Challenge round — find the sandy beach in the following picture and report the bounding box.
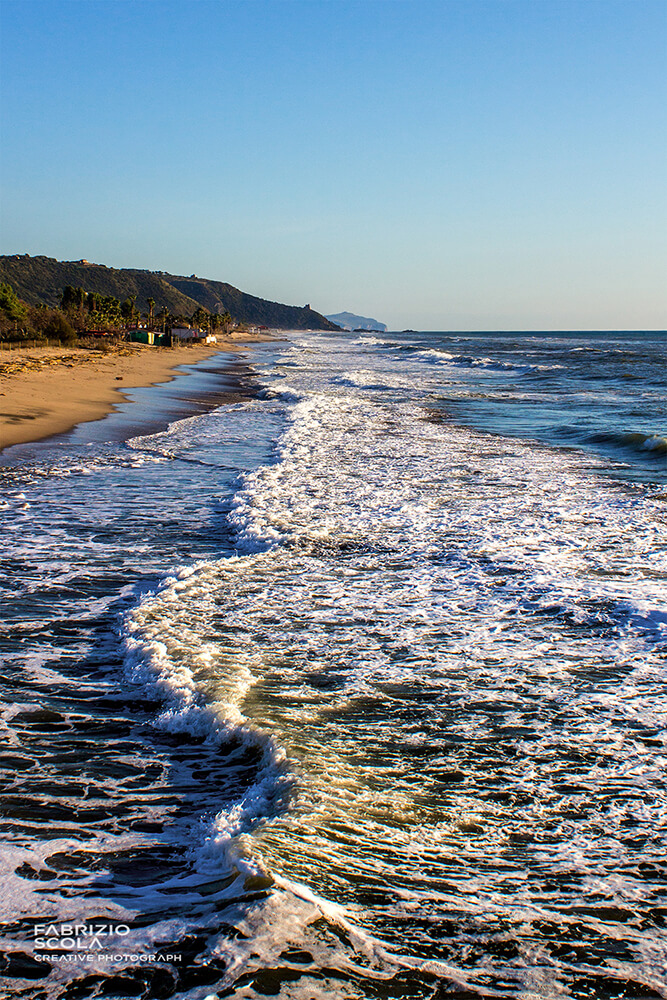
[0,336,267,452]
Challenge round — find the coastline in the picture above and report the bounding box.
[0,335,271,453]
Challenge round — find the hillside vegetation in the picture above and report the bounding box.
[0,255,340,331]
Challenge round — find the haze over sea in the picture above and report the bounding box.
[0,328,665,999]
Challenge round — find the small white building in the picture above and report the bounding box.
[172,328,218,344]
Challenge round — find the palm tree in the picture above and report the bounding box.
[147,297,155,331]
[121,295,138,329]
[192,307,209,332]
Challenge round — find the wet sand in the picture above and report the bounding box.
[0,336,267,452]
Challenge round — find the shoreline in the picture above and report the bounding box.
[0,335,271,454]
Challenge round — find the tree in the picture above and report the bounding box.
[0,282,28,325]
[59,286,89,333]
[121,295,138,328]
[159,306,172,334]
[191,306,208,331]
[221,311,233,335]
[61,285,86,312]
[84,295,122,331]
[44,311,77,345]
[147,297,155,331]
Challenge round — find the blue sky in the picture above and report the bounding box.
[1,0,665,330]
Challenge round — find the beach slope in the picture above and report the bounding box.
[0,339,259,451]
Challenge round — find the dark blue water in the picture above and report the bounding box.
[379,330,666,484]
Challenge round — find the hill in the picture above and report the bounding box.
[326,311,387,332]
[0,255,341,330]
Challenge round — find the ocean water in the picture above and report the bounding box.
[0,330,665,1000]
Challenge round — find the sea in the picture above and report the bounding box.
[0,329,665,1000]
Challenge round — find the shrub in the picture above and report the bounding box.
[43,312,78,345]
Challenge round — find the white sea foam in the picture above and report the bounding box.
[120,562,294,881]
[350,335,388,346]
[642,433,667,452]
[6,329,662,994]
[110,338,666,990]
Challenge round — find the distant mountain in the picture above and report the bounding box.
[0,255,341,331]
[325,311,387,332]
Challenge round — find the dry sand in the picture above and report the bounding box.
[0,336,265,452]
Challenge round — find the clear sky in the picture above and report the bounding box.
[1,0,665,330]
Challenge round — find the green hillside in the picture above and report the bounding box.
[0,255,340,330]
[164,274,337,330]
[0,256,200,315]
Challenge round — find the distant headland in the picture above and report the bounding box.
[325,311,387,332]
